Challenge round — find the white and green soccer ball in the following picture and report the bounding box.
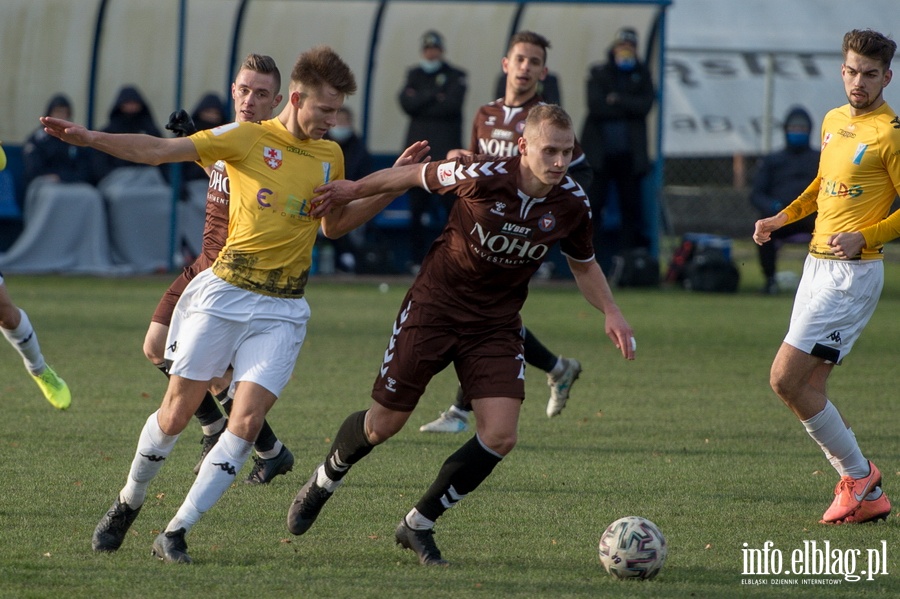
[598,516,667,580]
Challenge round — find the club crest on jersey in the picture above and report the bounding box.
[264,147,282,170]
[538,213,556,232]
[437,161,458,186]
[852,143,868,165]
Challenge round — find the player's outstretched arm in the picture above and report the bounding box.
[568,257,635,361]
[40,116,200,166]
[316,141,431,238]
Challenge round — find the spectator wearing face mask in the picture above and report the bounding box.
[398,30,467,273]
[581,27,655,263]
[749,106,819,294]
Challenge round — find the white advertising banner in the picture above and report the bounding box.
[663,0,897,157]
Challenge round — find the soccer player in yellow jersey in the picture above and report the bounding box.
[754,29,900,525]
[42,46,428,563]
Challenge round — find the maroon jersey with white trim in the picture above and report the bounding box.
[468,95,585,165]
[201,160,230,263]
[411,154,593,322]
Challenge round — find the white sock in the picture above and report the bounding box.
[548,356,565,379]
[801,401,869,479]
[1,309,45,375]
[166,430,252,533]
[315,463,343,493]
[201,417,227,437]
[256,440,283,461]
[120,411,179,507]
[448,405,469,421]
[405,508,435,531]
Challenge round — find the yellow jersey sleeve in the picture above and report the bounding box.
[0,142,6,171]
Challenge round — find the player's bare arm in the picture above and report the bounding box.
[753,212,789,245]
[318,140,431,236]
[568,258,635,360]
[40,116,200,165]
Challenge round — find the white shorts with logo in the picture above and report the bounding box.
[165,269,309,396]
[783,255,883,364]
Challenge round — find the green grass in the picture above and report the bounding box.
[2,247,900,598]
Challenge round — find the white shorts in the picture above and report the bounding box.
[165,269,310,396]
[783,255,883,364]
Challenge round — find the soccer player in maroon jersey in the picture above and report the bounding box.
[144,54,295,485]
[420,31,589,433]
[288,104,635,565]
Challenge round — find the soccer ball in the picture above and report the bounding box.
[598,516,667,580]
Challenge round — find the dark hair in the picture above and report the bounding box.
[507,31,551,64]
[239,53,281,92]
[290,45,357,96]
[842,29,897,69]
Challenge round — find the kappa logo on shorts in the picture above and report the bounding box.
[828,330,842,344]
[264,147,283,170]
[167,341,177,354]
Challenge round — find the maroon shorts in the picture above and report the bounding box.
[371,292,525,412]
[150,255,215,326]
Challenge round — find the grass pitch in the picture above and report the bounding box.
[1,247,899,598]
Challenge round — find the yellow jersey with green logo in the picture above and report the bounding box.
[783,102,900,260]
[190,118,344,297]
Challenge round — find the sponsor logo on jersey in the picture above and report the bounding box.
[477,137,519,157]
[470,221,549,261]
[538,213,556,232]
[852,143,868,165]
[821,178,863,198]
[257,188,274,207]
[211,122,240,136]
[491,129,515,141]
[264,147,282,169]
[437,161,458,186]
[208,165,230,195]
[501,222,533,238]
[286,145,314,157]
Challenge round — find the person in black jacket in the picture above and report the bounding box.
[182,92,228,183]
[398,30,467,272]
[93,85,163,177]
[749,106,819,294]
[23,94,97,187]
[581,27,655,260]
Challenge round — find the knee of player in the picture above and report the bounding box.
[480,430,518,456]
